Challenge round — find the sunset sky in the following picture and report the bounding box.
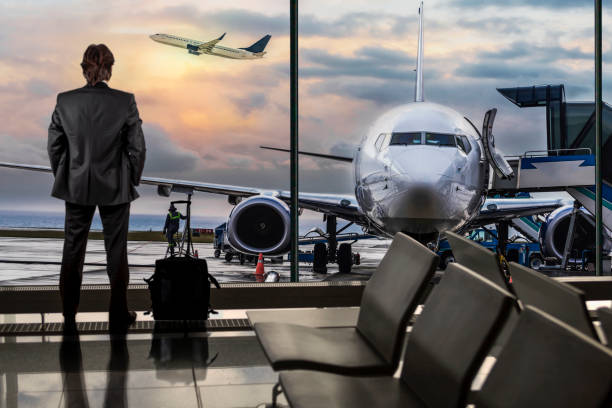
[0,0,610,220]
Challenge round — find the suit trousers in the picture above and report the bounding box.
[60,202,130,318]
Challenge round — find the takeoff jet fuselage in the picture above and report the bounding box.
[150,33,271,59]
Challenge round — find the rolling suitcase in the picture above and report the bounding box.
[145,256,220,320]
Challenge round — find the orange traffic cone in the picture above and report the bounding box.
[255,253,265,275]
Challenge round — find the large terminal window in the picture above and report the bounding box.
[389,132,422,145]
[425,133,457,147]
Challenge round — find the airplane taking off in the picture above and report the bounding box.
[0,1,577,272]
[150,32,271,59]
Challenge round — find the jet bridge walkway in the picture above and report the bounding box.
[491,84,612,231]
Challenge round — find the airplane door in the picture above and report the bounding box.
[482,108,514,179]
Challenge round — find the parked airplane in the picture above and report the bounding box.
[0,2,570,272]
[150,32,271,59]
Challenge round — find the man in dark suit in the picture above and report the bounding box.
[48,44,146,332]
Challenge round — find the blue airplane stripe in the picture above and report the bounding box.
[520,155,594,169]
[584,182,612,200]
[576,185,612,211]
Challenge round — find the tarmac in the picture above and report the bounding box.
[0,236,389,285]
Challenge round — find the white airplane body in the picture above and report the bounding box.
[354,101,486,238]
[0,2,571,261]
[150,33,271,60]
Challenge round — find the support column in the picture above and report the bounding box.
[290,0,299,282]
[595,0,603,276]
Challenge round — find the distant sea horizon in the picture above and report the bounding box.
[0,209,360,235]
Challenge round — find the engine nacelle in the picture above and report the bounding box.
[226,196,291,255]
[157,185,171,197]
[539,205,611,261]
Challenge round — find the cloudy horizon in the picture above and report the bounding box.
[0,0,610,220]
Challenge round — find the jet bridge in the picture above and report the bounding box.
[490,84,612,231]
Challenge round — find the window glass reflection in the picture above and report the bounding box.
[456,135,472,154]
[390,132,422,145]
[425,133,457,147]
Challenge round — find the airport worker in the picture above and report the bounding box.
[48,44,146,333]
[163,204,186,255]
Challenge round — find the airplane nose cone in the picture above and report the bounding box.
[381,147,471,234]
[384,176,468,235]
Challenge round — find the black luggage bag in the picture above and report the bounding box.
[146,257,220,320]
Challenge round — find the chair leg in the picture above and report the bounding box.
[271,381,283,407]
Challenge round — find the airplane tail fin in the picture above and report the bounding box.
[415,1,424,102]
[240,35,271,53]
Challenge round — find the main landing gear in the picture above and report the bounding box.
[312,215,360,274]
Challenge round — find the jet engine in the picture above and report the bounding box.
[539,205,611,261]
[226,196,291,255]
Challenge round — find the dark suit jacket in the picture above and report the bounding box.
[47,82,146,205]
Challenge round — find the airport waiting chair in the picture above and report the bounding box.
[509,261,599,339]
[598,307,612,346]
[445,231,510,290]
[474,306,612,408]
[253,232,439,375]
[277,263,517,408]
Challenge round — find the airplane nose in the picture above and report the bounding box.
[388,147,458,179]
[382,147,468,234]
[388,175,449,216]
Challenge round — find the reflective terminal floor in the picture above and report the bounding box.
[0,328,287,408]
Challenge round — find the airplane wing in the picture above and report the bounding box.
[466,197,571,228]
[197,32,226,53]
[0,161,368,224]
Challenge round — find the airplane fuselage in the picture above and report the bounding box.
[354,102,487,239]
[150,34,264,59]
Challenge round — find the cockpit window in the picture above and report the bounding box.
[456,135,472,154]
[425,133,457,147]
[390,132,422,145]
[374,133,387,151]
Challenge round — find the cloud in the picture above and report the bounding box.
[453,0,591,8]
[478,41,603,63]
[455,17,534,35]
[145,6,420,39]
[330,142,356,158]
[454,62,569,80]
[230,92,268,115]
[309,79,412,105]
[141,124,200,174]
[300,47,426,82]
[25,79,56,97]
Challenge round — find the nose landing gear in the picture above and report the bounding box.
[337,243,352,274]
[311,215,360,274]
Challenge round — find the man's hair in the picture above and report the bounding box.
[81,44,114,86]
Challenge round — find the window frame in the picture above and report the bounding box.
[374,133,386,151]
